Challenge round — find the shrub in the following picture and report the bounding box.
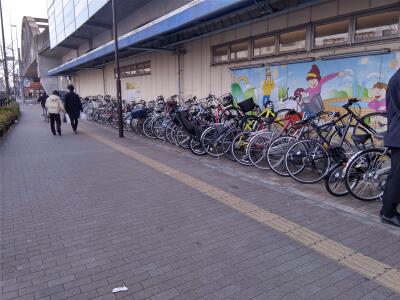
[0,102,20,133]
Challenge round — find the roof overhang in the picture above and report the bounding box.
[48,0,316,76]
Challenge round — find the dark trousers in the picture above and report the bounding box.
[69,115,79,131]
[49,113,61,135]
[381,147,400,217]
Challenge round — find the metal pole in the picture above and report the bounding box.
[112,0,123,138]
[10,24,16,99]
[0,0,9,100]
[12,25,21,100]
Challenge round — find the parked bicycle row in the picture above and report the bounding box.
[82,92,390,202]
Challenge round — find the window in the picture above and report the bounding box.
[119,61,151,78]
[355,10,400,41]
[212,45,229,64]
[230,41,249,60]
[314,19,349,47]
[279,29,306,52]
[253,35,276,57]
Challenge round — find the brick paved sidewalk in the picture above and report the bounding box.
[1,105,400,300]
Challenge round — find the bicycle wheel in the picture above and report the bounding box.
[324,163,349,197]
[353,112,387,146]
[248,131,274,169]
[189,137,206,155]
[329,125,359,151]
[231,131,253,166]
[176,127,190,149]
[136,118,145,135]
[152,116,166,139]
[344,148,390,201]
[143,117,156,138]
[165,122,177,144]
[222,128,240,161]
[285,139,330,184]
[201,126,225,157]
[266,135,296,176]
[108,113,119,129]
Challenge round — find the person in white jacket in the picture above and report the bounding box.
[45,90,65,136]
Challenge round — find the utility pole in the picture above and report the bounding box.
[112,0,123,138]
[10,24,16,99]
[11,25,21,100]
[0,0,9,100]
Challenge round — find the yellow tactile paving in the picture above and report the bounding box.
[85,131,400,295]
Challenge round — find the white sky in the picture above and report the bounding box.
[2,0,48,50]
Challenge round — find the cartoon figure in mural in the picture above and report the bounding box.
[368,82,387,112]
[300,64,344,116]
[261,67,275,107]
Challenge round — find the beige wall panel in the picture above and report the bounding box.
[191,39,203,97]
[92,31,111,49]
[169,53,178,96]
[235,25,251,39]
[62,49,77,64]
[78,41,90,56]
[268,15,288,31]
[311,1,338,21]
[221,64,232,95]
[183,43,194,98]
[210,65,222,96]
[201,37,211,97]
[288,7,311,27]
[104,64,116,96]
[153,53,162,99]
[76,69,103,97]
[222,29,236,42]
[210,33,223,46]
[370,0,400,8]
[250,20,268,36]
[338,0,370,14]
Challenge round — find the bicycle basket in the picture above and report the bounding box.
[237,98,255,113]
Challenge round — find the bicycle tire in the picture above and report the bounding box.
[353,112,387,146]
[266,135,296,176]
[285,139,330,184]
[189,137,206,155]
[222,128,240,161]
[344,147,390,201]
[201,126,225,157]
[248,131,274,169]
[324,163,349,197]
[151,116,166,139]
[231,131,253,166]
[176,126,190,149]
[143,117,156,138]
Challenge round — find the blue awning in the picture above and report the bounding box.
[48,0,252,76]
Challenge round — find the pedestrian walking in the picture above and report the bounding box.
[37,92,48,116]
[64,84,82,134]
[45,90,65,136]
[381,67,400,228]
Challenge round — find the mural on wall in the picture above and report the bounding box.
[231,52,400,115]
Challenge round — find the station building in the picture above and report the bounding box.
[45,0,400,111]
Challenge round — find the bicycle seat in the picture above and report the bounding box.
[352,133,371,144]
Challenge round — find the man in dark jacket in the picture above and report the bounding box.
[381,67,400,227]
[64,85,82,133]
[37,92,48,116]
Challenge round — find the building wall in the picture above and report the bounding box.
[72,0,400,100]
